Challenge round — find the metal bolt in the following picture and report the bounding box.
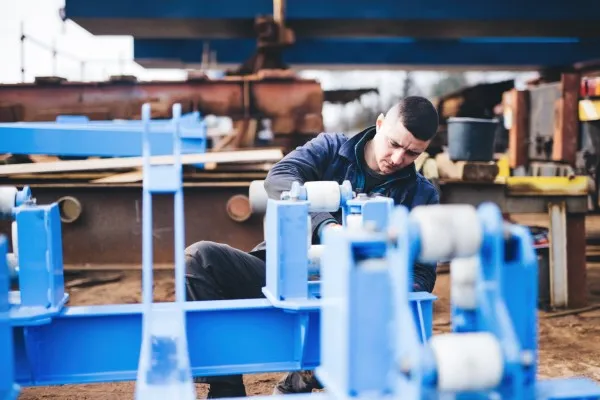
[488,392,501,400]
[397,357,412,375]
[521,350,535,366]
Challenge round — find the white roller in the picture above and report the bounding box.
[304,181,341,212]
[0,186,17,217]
[249,180,269,214]
[429,332,504,392]
[451,256,479,309]
[410,205,482,262]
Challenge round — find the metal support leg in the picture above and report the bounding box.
[134,103,196,400]
[548,202,568,308]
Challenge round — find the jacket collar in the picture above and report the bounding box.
[339,126,375,160]
[339,125,417,180]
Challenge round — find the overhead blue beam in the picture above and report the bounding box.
[64,0,600,39]
[133,37,600,69]
[64,0,600,20]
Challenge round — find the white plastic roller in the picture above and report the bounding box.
[304,181,342,212]
[0,186,17,217]
[451,256,479,310]
[410,205,482,263]
[429,332,504,392]
[249,180,269,214]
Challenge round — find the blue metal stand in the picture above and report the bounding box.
[0,103,435,393]
[251,203,600,400]
[134,104,195,399]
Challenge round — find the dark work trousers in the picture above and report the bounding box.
[185,241,320,398]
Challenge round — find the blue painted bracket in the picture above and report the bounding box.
[9,204,69,327]
[0,111,206,160]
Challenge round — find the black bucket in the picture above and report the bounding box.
[447,117,499,162]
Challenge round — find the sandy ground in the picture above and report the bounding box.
[17,214,600,399]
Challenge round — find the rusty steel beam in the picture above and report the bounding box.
[0,183,265,267]
[0,76,324,135]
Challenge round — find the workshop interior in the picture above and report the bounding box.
[2,0,600,399]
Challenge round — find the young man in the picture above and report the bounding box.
[185,96,441,398]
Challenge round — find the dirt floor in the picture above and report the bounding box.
[17,214,600,399]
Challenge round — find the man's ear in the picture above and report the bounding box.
[375,113,385,130]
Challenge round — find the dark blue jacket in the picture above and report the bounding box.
[258,126,440,292]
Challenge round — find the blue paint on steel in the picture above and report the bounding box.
[0,103,434,391]
[133,37,600,67]
[8,103,597,398]
[64,0,600,20]
[0,113,206,158]
[11,300,320,385]
[0,237,20,400]
[135,103,196,399]
[307,203,600,400]
[343,194,394,231]
[10,204,70,327]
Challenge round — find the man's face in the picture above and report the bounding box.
[372,115,430,174]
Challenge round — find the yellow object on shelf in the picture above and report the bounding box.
[496,154,510,178]
[501,176,589,196]
[579,99,600,122]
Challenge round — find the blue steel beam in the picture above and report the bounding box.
[0,120,206,157]
[64,0,600,21]
[12,300,321,385]
[133,37,600,69]
[63,0,600,39]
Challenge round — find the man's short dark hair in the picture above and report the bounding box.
[386,96,439,141]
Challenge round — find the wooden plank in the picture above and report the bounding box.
[0,170,269,181]
[0,148,284,176]
[91,169,143,183]
[552,73,580,165]
[90,168,269,184]
[507,89,529,168]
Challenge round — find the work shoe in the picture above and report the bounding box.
[272,371,319,394]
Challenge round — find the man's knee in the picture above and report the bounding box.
[185,240,223,276]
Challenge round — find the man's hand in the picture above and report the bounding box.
[322,222,342,233]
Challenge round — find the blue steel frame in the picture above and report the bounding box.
[0,111,206,159]
[134,37,600,69]
[64,0,600,23]
[250,203,600,400]
[1,103,434,396]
